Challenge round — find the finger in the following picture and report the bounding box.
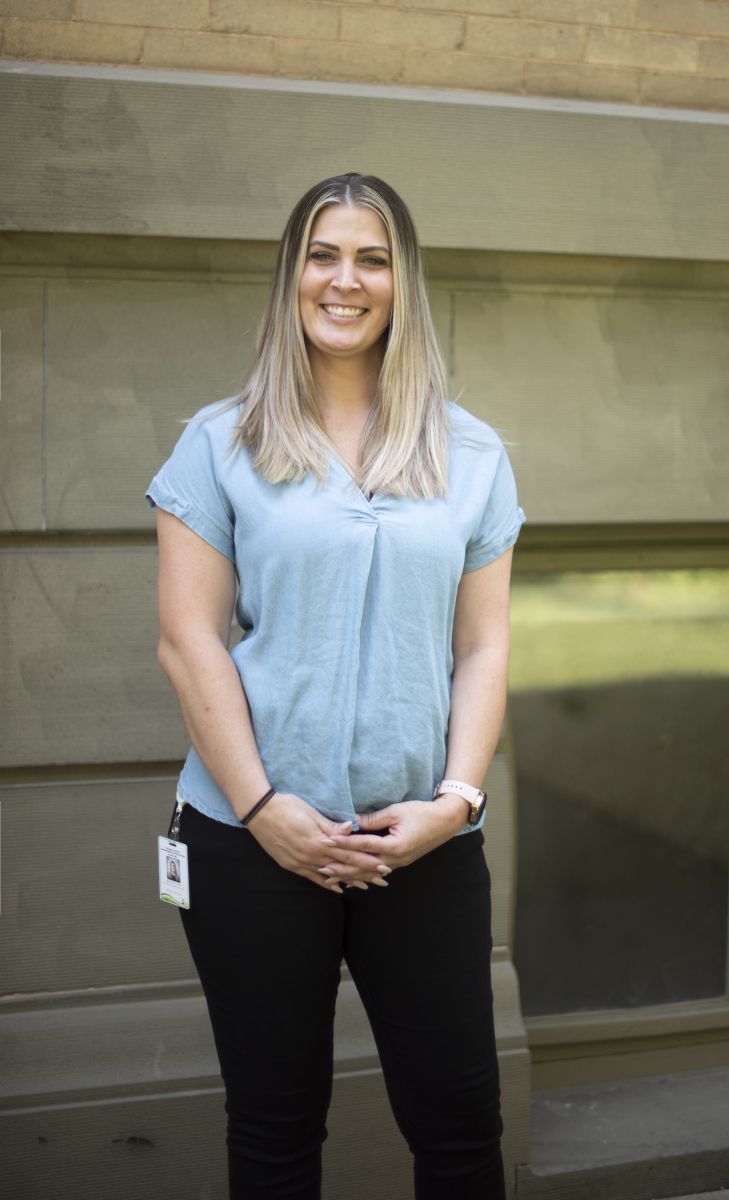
[328,833,397,856]
[318,856,391,879]
[323,847,389,870]
[356,809,396,831]
[318,865,359,881]
[319,867,389,888]
[316,818,353,847]
[293,838,364,868]
[302,868,343,894]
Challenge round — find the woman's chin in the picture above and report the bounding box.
[310,335,377,361]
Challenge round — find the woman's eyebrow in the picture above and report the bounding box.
[308,239,390,254]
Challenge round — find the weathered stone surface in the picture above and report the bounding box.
[0,277,44,530]
[3,72,729,259]
[0,778,191,992]
[45,277,266,530]
[0,548,185,766]
[453,288,729,522]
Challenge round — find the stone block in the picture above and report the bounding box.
[45,277,267,529]
[141,27,276,72]
[402,46,524,90]
[210,0,338,40]
[401,0,635,23]
[524,59,640,103]
[524,0,636,24]
[586,25,699,72]
[484,753,516,950]
[0,1065,410,1200]
[75,0,208,29]
[0,1089,228,1200]
[0,0,73,17]
[400,0,520,12]
[3,17,144,64]
[452,288,729,522]
[0,277,44,530]
[640,69,729,110]
[0,778,192,993]
[636,0,729,40]
[273,35,403,83]
[0,548,186,766]
[698,38,729,78]
[340,4,464,51]
[3,72,728,262]
[465,14,585,60]
[427,285,451,366]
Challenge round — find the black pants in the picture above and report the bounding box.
[178,803,505,1200]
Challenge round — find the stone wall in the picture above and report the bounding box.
[1,0,729,111]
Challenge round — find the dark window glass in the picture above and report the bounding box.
[510,569,729,1016]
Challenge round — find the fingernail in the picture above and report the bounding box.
[349,881,368,890]
[318,867,334,876]
[376,865,392,875]
[321,838,338,847]
[328,884,343,894]
[371,878,389,888]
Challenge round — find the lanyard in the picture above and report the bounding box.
[168,793,185,842]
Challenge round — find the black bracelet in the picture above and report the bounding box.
[241,786,276,827]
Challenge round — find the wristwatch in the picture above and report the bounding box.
[432,779,487,826]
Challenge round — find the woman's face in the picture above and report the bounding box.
[298,203,393,366]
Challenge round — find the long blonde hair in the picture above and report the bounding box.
[219,172,451,499]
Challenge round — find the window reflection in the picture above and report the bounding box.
[509,569,729,1016]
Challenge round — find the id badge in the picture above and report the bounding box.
[158,795,190,909]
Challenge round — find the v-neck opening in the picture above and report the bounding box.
[329,452,378,509]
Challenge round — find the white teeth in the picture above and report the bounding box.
[323,305,367,317]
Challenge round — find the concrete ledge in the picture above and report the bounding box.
[0,967,529,1200]
[518,1067,729,1200]
[2,63,728,259]
[667,1193,729,1199]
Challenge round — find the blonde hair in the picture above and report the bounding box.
[218,172,451,499]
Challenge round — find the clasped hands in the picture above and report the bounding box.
[247,790,467,894]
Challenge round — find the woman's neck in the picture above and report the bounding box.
[308,346,382,423]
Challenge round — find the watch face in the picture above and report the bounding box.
[469,794,487,824]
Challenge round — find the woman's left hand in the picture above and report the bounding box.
[323,795,468,880]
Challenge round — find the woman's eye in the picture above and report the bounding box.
[308,251,388,267]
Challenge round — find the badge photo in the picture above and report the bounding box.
[158,835,190,909]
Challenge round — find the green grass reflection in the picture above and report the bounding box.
[509,568,729,692]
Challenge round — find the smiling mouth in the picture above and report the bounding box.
[321,304,368,317]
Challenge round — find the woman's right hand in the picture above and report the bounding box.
[246,791,391,893]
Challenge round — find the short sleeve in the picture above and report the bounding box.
[462,446,526,573]
[145,413,235,562]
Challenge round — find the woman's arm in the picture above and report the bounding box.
[154,508,388,891]
[441,543,513,813]
[325,546,515,871]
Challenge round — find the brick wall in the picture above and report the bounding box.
[1,1,728,112]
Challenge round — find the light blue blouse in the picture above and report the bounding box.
[145,397,526,832]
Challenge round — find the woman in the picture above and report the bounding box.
[146,172,525,1200]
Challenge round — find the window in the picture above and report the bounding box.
[510,569,729,1016]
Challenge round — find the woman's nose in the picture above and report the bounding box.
[333,258,360,292]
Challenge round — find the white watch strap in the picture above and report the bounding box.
[433,778,484,804]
